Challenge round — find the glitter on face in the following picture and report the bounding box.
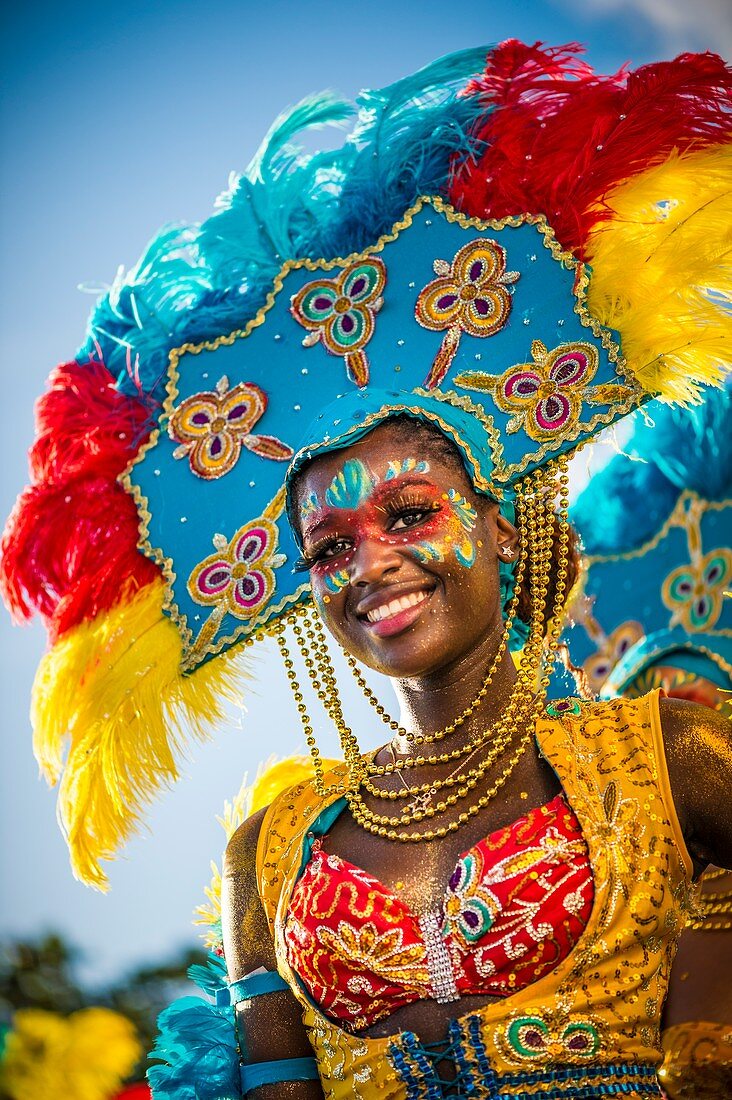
[411,488,477,569]
[302,455,479,593]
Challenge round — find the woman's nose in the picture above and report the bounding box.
[349,536,403,587]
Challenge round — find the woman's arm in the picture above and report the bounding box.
[661,697,732,875]
[222,807,325,1100]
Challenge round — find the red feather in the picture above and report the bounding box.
[0,475,160,641]
[30,359,155,483]
[451,42,732,256]
[1,358,161,640]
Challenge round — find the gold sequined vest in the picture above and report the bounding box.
[255,691,693,1099]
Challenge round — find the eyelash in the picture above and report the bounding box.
[294,493,441,571]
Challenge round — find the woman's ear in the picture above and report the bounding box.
[495,510,519,564]
[476,498,519,563]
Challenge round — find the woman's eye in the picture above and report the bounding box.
[391,509,430,531]
[313,538,352,561]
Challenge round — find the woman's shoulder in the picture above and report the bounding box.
[224,805,270,884]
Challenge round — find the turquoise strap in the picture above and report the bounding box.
[216,970,289,1007]
[241,1056,319,1093]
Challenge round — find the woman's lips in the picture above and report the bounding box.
[361,589,433,637]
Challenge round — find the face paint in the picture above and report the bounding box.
[324,567,350,593]
[300,491,319,522]
[301,456,476,591]
[324,459,375,510]
[410,488,477,568]
[384,458,430,481]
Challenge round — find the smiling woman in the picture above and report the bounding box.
[3,37,731,1100]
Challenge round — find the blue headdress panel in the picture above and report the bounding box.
[126,198,639,672]
[562,388,732,697]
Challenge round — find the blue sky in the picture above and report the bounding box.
[1,0,729,988]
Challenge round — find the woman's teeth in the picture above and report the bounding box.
[366,591,429,623]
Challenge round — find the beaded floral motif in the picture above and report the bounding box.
[582,620,645,694]
[285,795,593,1031]
[169,376,292,478]
[290,258,386,387]
[455,339,633,443]
[415,238,520,389]
[502,1012,601,1062]
[546,698,583,718]
[662,548,732,631]
[187,505,287,656]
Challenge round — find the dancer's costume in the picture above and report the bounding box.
[1,40,731,1100]
[562,389,732,1100]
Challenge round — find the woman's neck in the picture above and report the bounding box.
[390,630,519,758]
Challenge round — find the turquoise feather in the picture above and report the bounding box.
[147,953,240,1100]
[80,47,490,399]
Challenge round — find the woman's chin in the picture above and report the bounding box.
[349,624,465,681]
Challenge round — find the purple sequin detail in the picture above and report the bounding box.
[437,294,458,310]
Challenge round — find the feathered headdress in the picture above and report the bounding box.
[1,41,730,887]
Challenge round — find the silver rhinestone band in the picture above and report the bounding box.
[419,910,460,1004]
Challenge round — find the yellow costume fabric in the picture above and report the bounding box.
[255,692,693,1098]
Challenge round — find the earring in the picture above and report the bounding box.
[501,545,515,559]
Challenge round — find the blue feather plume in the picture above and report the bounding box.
[147,953,240,1100]
[570,386,732,555]
[79,46,490,399]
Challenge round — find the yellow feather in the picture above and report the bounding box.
[0,1007,140,1100]
[30,579,249,890]
[585,146,732,404]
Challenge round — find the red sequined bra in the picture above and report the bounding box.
[285,794,593,1031]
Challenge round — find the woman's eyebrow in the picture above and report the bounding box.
[301,515,336,543]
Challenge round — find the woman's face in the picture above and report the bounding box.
[294,420,517,678]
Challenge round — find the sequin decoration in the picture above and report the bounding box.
[169,376,293,478]
[415,238,520,389]
[503,1013,601,1062]
[285,794,593,1031]
[290,258,386,387]
[187,507,287,655]
[455,339,633,443]
[582,620,645,694]
[662,547,732,631]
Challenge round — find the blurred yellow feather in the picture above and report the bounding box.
[585,145,732,405]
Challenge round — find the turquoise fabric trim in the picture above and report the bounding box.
[298,796,347,877]
[216,971,289,1008]
[240,1056,319,1093]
